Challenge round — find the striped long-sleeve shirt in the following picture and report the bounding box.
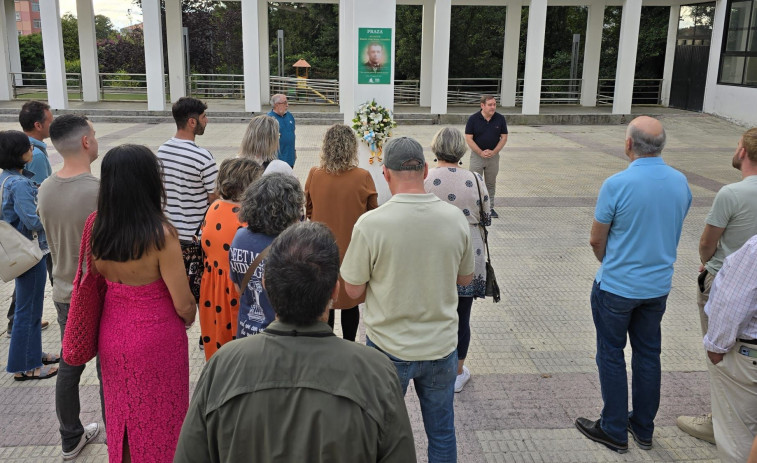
[157,137,218,241]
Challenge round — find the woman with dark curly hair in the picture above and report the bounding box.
[304,124,377,341]
[229,173,303,338]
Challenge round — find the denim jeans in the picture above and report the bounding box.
[590,280,668,443]
[7,254,52,331]
[54,302,106,452]
[367,337,457,463]
[6,258,47,373]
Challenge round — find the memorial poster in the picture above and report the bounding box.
[358,28,392,85]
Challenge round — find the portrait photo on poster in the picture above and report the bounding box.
[358,28,392,85]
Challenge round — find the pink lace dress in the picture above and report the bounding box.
[99,278,189,463]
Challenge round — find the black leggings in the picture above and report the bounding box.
[457,296,474,360]
[328,306,360,341]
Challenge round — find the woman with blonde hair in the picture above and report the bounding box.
[425,126,492,393]
[198,158,263,360]
[304,124,377,340]
[239,115,294,176]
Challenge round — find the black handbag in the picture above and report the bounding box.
[181,211,209,303]
[473,173,501,303]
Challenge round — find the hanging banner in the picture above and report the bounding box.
[358,28,392,85]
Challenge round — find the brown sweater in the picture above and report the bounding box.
[305,166,378,309]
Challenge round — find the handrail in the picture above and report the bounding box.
[9,72,82,100]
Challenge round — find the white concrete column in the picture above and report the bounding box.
[165,0,185,102]
[580,1,604,106]
[703,0,727,113]
[40,0,68,109]
[241,0,261,112]
[258,0,269,105]
[339,0,354,119]
[419,0,434,107]
[429,0,451,114]
[0,0,12,100]
[75,0,99,102]
[612,0,642,114]
[661,4,679,106]
[5,0,22,87]
[142,0,166,110]
[521,0,547,114]
[500,3,521,107]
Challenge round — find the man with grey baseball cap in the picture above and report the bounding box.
[342,137,475,462]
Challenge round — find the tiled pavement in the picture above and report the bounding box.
[0,109,743,462]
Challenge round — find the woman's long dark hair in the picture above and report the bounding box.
[91,144,172,261]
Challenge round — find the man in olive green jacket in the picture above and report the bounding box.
[175,222,416,463]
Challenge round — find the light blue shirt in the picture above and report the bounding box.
[267,110,296,168]
[594,157,691,299]
[25,136,52,184]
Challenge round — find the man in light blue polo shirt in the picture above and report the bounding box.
[575,116,691,454]
[267,94,296,168]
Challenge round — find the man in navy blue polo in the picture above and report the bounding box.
[268,94,296,168]
[464,95,508,218]
[575,116,691,454]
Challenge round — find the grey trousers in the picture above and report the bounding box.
[55,301,106,452]
[469,152,500,206]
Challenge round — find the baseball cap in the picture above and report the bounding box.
[383,137,425,171]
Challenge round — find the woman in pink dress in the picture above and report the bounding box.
[91,145,196,462]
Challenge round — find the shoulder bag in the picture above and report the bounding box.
[0,176,43,283]
[240,245,272,294]
[473,173,501,303]
[182,210,210,303]
[62,212,106,366]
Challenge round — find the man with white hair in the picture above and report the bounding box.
[575,116,691,454]
[268,93,296,168]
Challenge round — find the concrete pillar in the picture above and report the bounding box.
[142,0,166,110]
[522,0,547,115]
[338,0,354,119]
[241,0,261,112]
[259,0,270,105]
[612,0,642,114]
[661,4,679,107]
[5,0,22,87]
[500,4,521,107]
[76,0,99,102]
[580,1,604,106]
[419,0,434,107]
[40,0,68,109]
[165,0,185,102]
[429,0,451,114]
[0,0,12,100]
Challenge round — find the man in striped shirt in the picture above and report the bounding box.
[157,97,218,242]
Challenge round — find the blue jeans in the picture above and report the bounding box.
[6,258,47,373]
[591,280,668,443]
[367,337,457,463]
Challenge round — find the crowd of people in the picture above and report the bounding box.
[1,94,756,463]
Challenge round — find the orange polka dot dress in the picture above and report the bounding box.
[199,199,243,361]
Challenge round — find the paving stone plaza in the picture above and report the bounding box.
[0,109,744,462]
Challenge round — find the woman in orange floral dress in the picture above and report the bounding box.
[199,158,263,360]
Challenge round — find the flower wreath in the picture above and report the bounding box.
[351,99,397,165]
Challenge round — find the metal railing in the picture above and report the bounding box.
[597,79,663,105]
[515,78,583,104]
[10,72,82,100]
[189,73,244,99]
[394,79,420,104]
[269,76,339,104]
[447,78,501,104]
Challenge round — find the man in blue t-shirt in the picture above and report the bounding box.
[575,116,691,454]
[464,95,508,218]
[268,94,296,168]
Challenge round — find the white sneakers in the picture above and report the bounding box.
[454,366,471,393]
[62,422,100,461]
[676,413,715,444]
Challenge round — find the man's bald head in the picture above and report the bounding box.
[626,116,666,157]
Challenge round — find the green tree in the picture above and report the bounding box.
[61,13,79,62]
[18,33,44,72]
[95,15,117,41]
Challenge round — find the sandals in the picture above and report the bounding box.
[14,364,58,381]
[42,352,60,365]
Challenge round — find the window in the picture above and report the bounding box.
[719,0,757,86]
[15,12,20,21]
[32,19,40,29]
[31,1,39,11]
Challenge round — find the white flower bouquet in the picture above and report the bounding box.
[351,99,397,164]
